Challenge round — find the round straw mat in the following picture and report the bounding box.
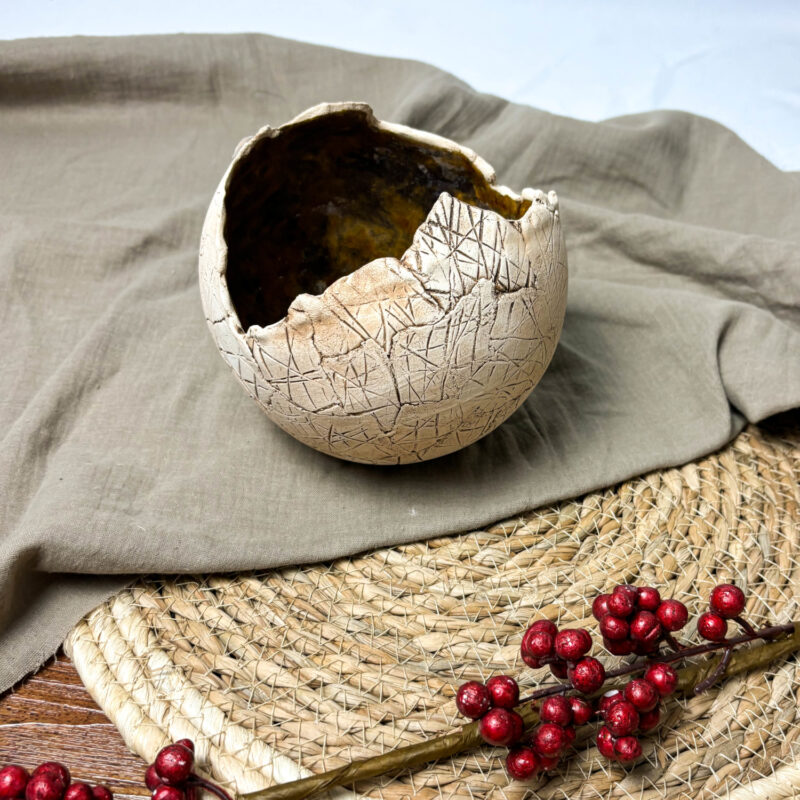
[65,416,800,800]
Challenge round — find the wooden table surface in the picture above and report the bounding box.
[0,653,149,799]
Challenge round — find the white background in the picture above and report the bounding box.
[4,0,799,170]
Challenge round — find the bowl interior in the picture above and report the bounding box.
[223,108,530,330]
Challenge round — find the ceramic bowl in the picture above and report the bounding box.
[199,101,567,464]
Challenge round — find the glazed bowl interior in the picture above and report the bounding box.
[223,108,532,330]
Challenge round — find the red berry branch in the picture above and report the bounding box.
[479,582,790,775]
[489,584,692,774]
[0,764,111,800]
[0,741,233,800]
[145,741,234,800]
[239,582,800,800]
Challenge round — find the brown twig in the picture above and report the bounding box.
[693,645,733,694]
[241,622,799,800]
[188,774,234,800]
[664,632,686,652]
[735,616,756,636]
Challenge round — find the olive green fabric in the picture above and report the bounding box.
[1,33,798,691]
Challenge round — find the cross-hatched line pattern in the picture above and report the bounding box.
[66,417,800,799]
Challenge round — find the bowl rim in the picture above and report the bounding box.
[199,100,547,344]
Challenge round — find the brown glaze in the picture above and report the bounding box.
[223,108,529,329]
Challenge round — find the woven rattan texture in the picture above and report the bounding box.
[66,419,800,800]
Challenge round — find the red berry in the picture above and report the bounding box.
[710,584,746,619]
[569,657,606,694]
[509,708,524,743]
[614,735,642,762]
[24,777,63,800]
[531,722,568,756]
[563,725,577,744]
[633,640,659,656]
[608,588,636,618]
[174,740,194,753]
[600,615,629,642]
[638,706,661,732]
[624,678,659,712]
[145,767,163,792]
[521,628,543,664]
[538,755,560,770]
[596,726,617,759]
[637,587,661,612]
[486,675,519,709]
[617,585,639,602]
[154,744,194,786]
[31,768,68,792]
[455,681,491,719]
[597,689,624,718]
[152,788,183,800]
[592,594,612,620]
[522,630,555,660]
[554,629,592,662]
[0,766,29,799]
[603,637,635,656]
[90,789,111,800]
[540,695,573,727]
[64,785,92,800]
[505,746,540,781]
[569,696,593,726]
[644,662,678,696]
[605,700,640,736]
[479,708,521,746]
[698,612,728,641]
[549,659,569,679]
[529,619,559,637]
[629,611,662,646]
[656,599,688,632]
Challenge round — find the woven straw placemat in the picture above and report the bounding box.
[65,417,800,800]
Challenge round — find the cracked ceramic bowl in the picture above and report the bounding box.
[199,101,568,465]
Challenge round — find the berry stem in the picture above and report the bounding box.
[187,775,235,800]
[658,622,792,665]
[734,616,756,636]
[693,645,733,694]
[664,632,687,652]
[240,622,799,800]
[519,682,570,703]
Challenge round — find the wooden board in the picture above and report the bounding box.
[0,652,149,799]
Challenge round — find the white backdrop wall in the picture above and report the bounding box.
[3,0,799,170]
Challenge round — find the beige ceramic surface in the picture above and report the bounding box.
[198,102,568,464]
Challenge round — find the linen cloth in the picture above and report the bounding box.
[0,33,798,692]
